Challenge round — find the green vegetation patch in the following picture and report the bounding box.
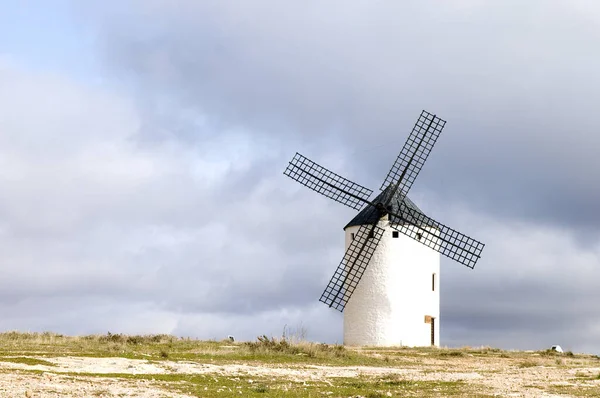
[545,384,600,397]
[45,371,494,397]
[0,356,55,367]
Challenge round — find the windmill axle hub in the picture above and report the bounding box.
[375,202,391,215]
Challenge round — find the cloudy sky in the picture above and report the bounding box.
[1,0,599,353]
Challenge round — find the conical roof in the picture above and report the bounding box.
[344,185,429,229]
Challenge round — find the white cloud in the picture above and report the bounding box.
[79,0,600,231]
[0,60,329,336]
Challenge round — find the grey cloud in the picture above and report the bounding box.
[82,0,600,230]
[435,209,600,352]
[0,63,347,331]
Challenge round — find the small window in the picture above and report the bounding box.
[392,231,399,238]
[416,233,422,241]
[351,233,355,241]
[432,273,436,291]
[368,231,374,239]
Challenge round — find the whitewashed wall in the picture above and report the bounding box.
[343,220,440,347]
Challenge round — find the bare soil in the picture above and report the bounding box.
[1,352,600,397]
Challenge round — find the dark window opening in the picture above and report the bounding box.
[351,233,355,241]
[392,231,399,238]
[432,273,436,291]
[368,231,374,239]
[416,233,422,240]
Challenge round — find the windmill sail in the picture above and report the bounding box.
[283,109,485,313]
[389,201,484,269]
[319,223,385,311]
[380,110,446,199]
[284,153,372,210]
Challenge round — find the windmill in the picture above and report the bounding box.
[283,110,485,347]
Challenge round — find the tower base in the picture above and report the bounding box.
[343,222,440,347]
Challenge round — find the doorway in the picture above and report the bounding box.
[430,317,435,346]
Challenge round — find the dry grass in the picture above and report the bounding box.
[0,331,366,365]
[243,334,347,358]
[1,331,600,397]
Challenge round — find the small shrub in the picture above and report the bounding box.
[470,346,501,355]
[4,331,23,340]
[244,335,299,354]
[381,373,408,386]
[126,335,143,345]
[253,385,269,393]
[439,351,465,357]
[99,332,126,344]
[347,381,367,388]
[330,344,347,358]
[94,333,176,346]
[519,360,539,368]
[539,349,559,357]
[159,349,169,359]
[243,335,348,359]
[149,334,174,343]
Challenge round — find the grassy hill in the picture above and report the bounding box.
[0,332,599,397]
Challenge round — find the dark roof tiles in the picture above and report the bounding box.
[343,185,429,229]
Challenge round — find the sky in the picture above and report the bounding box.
[0,0,599,353]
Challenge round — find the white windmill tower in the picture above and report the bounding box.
[284,110,484,347]
[341,192,441,346]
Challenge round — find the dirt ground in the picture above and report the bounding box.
[1,353,600,397]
